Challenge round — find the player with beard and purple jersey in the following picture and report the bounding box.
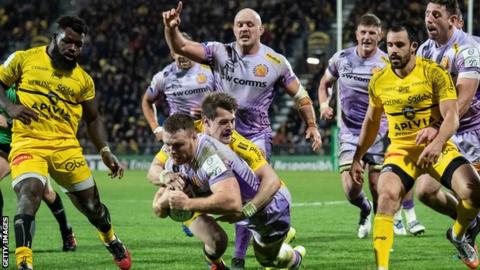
[157,113,304,270]
[318,14,425,239]
[414,0,480,254]
[162,3,321,269]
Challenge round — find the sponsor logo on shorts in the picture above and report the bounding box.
[12,154,33,166]
[65,159,86,171]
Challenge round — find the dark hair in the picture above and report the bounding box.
[201,93,238,120]
[164,113,195,133]
[358,13,382,28]
[428,0,460,16]
[57,16,88,35]
[387,23,417,44]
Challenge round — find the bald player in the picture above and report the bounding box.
[162,3,321,269]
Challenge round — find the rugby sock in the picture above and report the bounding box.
[88,204,115,243]
[15,247,32,268]
[402,199,417,224]
[373,214,393,269]
[453,200,479,241]
[233,223,252,259]
[393,208,402,222]
[45,192,70,234]
[351,191,371,216]
[14,214,35,268]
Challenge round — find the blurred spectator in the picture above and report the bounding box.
[0,0,336,155]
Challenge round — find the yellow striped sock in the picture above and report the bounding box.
[98,226,115,244]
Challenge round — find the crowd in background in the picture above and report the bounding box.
[1,0,478,155]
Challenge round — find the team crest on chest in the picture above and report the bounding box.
[253,64,268,77]
[197,73,207,84]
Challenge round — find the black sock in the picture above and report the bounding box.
[14,214,35,248]
[46,192,70,234]
[88,203,112,233]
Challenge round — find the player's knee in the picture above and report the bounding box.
[377,191,401,214]
[42,188,56,203]
[82,199,103,218]
[205,229,228,254]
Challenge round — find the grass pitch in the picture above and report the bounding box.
[0,170,469,269]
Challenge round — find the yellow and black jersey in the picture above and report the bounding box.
[229,130,267,171]
[0,46,95,142]
[369,57,456,147]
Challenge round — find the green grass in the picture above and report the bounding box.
[0,170,470,269]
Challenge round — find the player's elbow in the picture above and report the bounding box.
[222,196,242,213]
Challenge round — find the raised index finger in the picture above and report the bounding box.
[176,1,183,14]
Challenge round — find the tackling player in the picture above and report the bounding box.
[162,3,320,268]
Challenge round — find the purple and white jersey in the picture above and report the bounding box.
[417,29,480,134]
[165,134,261,203]
[146,62,215,118]
[326,46,388,136]
[202,42,297,138]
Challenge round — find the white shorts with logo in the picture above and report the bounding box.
[339,132,388,172]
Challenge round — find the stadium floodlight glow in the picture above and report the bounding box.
[306,57,320,65]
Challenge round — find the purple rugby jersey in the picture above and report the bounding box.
[326,46,388,136]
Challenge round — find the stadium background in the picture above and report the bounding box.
[0,0,480,269]
[1,0,479,165]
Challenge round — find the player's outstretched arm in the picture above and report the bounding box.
[163,1,206,63]
[284,79,322,151]
[82,99,124,179]
[350,105,383,184]
[318,72,336,120]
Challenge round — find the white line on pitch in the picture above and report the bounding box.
[292,200,348,207]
